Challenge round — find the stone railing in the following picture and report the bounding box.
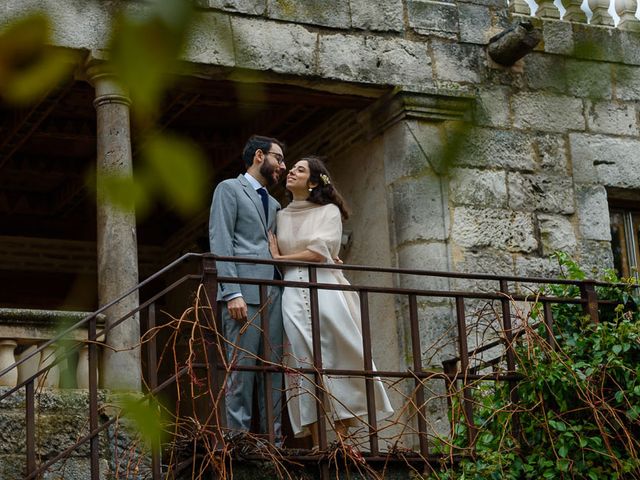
[0,308,104,389]
[511,0,640,29]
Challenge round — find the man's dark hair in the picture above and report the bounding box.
[242,135,285,168]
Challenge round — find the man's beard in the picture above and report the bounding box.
[260,161,279,187]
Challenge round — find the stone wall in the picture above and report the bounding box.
[4,0,640,451]
[0,387,150,479]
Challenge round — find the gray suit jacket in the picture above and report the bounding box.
[208,174,280,304]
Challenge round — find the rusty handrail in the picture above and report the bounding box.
[3,252,629,480]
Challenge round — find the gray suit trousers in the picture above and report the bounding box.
[221,286,284,442]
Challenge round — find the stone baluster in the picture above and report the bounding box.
[38,344,60,388]
[616,0,640,29]
[16,345,41,385]
[563,0,589,21]
[75,344,97,389]
[512,0,535,15]
[588,0,616,25]
[537,0,562,18]
[0,339,18,387]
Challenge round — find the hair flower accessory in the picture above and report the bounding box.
[320,173,331,185]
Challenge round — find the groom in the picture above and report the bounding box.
[208,134,286,444]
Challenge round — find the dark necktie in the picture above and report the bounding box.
[257,187,269,223]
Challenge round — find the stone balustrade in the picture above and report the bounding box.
[511,0,640,29]
[0,309,104,389]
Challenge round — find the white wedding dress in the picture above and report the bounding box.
[276,200,393,438]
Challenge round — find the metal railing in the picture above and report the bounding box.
[0,253,625,479]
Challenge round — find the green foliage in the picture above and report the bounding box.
[108,0,194,125]
[429,254,640,479]
[120,393,168,451]
[0,13,79,105]
[1,1,213,219]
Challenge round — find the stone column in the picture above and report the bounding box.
[358,90,474,441]
[87,61,141,391]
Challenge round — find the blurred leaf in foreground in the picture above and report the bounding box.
[108,0,195,125]
[140,133,211,216]
[120,393,167,450]
[0,13,79,105]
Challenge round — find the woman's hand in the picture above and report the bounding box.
[268,231,281,259]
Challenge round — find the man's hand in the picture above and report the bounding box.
[227,297,248,322]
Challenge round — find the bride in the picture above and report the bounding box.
[268,156,393,445]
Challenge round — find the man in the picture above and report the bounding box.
[208,134,287,445]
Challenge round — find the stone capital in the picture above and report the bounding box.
[357,88,474,139]
[83,52,132,108]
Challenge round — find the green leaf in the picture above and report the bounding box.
[120,394,166,450]
[612,344,622,355]
[108,0,194,124]
[557,458,570,472]
[95,171,151,217]
[558,445,568,458]
[141,133,210,216]
[0,13,79,105]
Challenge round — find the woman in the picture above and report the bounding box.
[268,156,393,444]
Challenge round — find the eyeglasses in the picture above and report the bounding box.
[266,151,285,164]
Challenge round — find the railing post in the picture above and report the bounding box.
[542,301,557,351]
[499,280,521,443]
[201,256,226,440]
[308,266,329,479]
[580,280,600,324]
[26,379,36,477]
[259,284,275,445]
[454,297,477,449]
[358,290,379,455]
[408,294,429,458]
[146,303,161,479]
[88,314,100,480]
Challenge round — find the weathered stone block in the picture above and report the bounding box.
[449,168,507,208]
[197,0,266,15]
[416,304,457,365]
[390,175,448,245]
[575,184,611,241]
[452,207,538,253]
[184,11,235,66]
[451,247,514,292]
[538,213,577,255]
[523,54,566,93]
[350,0,404,32]
[619,30,640,66]
[431,40,483,83]
[458,3,493,44]
[566,59,613,99]
[454,127,537,171]
[232,17,317,75]
[616,65,640,101]
[514,255,563,279]
[2,0,113,50]
[512,92,585,132]
[266,0,350,29]
[533,133,569,172]
[542,19,575,55]
[396,242,452,292]
[577,239,614,275]
[474,87,511,127]
[572,24,624,64]
[407,0,459,39]
[586,100,638,136]
[570,133,640,188]
[507,172,575,214]
[383,122,443,185]
[319,34,432,85]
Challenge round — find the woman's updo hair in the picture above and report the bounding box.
[300,155,349,220]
